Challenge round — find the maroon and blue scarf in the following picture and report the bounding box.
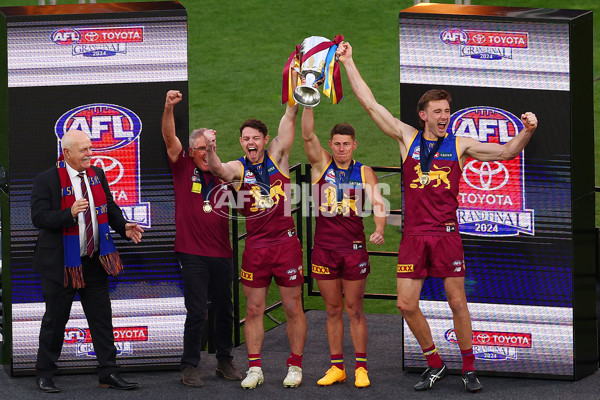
[57,160,123,288]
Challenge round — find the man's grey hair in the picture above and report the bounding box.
[189,128,208,148]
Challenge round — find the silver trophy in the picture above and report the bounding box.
[293,36,333,107]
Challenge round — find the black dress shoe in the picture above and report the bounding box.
[98,372,141,390]
[36,377,60,393]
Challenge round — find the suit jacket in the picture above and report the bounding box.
[31,165,128,284]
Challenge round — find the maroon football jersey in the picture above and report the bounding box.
[237,152,297,248]
[313,158,366,250]
[402,131,463,235]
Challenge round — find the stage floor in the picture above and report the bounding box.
[1,310,598,399]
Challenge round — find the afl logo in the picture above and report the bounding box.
[92,156,125,185]
[450,106,522,144]
[324,169,336,185]
[64,328,87,344]
[440,28,468,45]
[50,28,81,45]
[55,104,142,151]
[244,170,257,184]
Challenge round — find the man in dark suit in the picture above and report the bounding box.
[31,129,144,393]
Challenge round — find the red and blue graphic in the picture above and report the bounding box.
[55,103,150,228]
[64,326,148,357]
[445,328,532,361]
[440,28,528,60]
[451,106,534,236]
[50,26,144,57]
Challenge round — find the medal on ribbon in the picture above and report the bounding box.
[246,153,273,210]
[419,133,444,186]
[264,196,274,209]
[193,168,215,213]
[332,160,354,216]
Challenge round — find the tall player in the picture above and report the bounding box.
[204,103,306,390]
[301,106,385,388]
[337,41,537,393]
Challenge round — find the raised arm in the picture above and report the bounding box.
[337,42,416,147]
[161,90,184,163]
[302,107,331,179]
[363,166,386,246]
[204,129,243,183]
[460,112,538,162]
[268,103,299,166]
[269,66,300,166]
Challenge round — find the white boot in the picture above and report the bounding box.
[283,365,302,388]
[241,366,264,389]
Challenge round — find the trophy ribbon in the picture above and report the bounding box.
[282,34,344,106]
[282,48,301,106]
[322,36,344,104]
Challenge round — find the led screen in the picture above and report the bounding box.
[4,5,189,374]
[399,12,578,376]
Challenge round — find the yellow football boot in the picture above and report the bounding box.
[317,366,346,386]
[354,367,370,388]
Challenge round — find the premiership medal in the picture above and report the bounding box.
[259,195,274,209]
[203,200,212,213]
[419,173,430,186]
[265,196,274,209]
[336,201,344,215]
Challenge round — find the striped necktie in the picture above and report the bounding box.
[78,172,94,257]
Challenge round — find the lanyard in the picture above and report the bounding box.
[193,168,215,201]
[245,152,271,195]
[332,160,354,202]
[420,134,444,174]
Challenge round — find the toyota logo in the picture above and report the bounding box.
[463,160,509,191]
[92,156,124,186]
[84,32,99,42]
[471,34,487,44]
[476,333,491,343]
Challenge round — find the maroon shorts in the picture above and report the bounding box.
[397,234,465,279]
[241,239,304,288]
[311,244,370,281]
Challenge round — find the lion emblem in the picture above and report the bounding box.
[410,164,451,189]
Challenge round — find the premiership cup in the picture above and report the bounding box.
[293,36,334,107]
